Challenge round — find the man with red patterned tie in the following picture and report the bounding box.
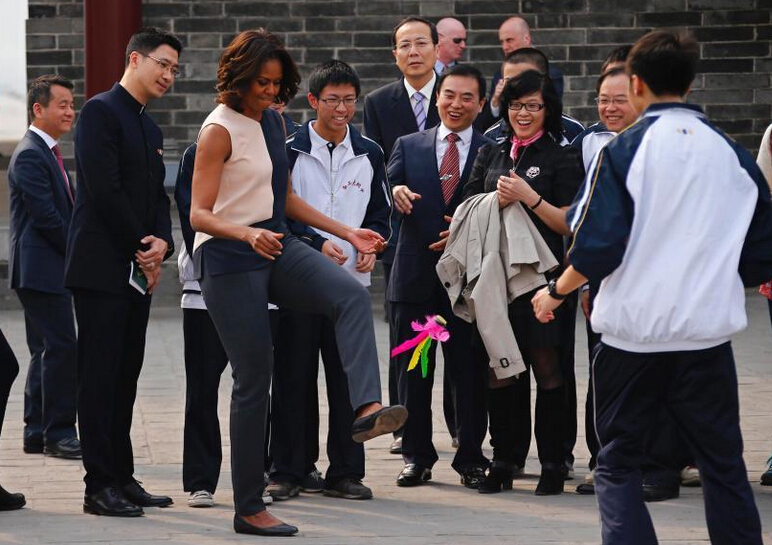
[8,75,81,461]
[387,65,492,489]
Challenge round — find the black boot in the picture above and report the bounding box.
[534,386,566,495]
[478,462,515,494]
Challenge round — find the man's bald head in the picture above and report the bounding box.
[499,16,531,56]
[436,17,467,66]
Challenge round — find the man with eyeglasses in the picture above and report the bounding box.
[267,60,391,502]
[363,16,442,455]
[435,18,467,75]
[66,27,181,517]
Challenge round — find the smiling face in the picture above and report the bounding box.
[393,21,437,83]
[32,84,75,140]
[135,44,178,100]
[436,74,484,133]
[597,72,637,133]
[242,58,283,118]
[308,83,357,139]
[508,91,546,140]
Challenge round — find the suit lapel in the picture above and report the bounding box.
[392,81,419,134]
[426,79,440,129]
[26,130,73,210]
[417,126,443,205]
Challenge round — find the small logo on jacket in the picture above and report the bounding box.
[526,166,540,179]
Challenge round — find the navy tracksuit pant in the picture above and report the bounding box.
[593,341,761,545]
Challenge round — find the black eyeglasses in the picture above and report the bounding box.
[318,97,358,108]
[452,37,466,44]
[507,102,545,112]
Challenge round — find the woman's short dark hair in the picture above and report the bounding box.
[308,59,361,98]
[627,30,698,97]
[216,29,301,112]
[500,70,562,141]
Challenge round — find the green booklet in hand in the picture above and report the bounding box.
[129,261,148,295]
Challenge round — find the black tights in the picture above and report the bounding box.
[488,347,565,467]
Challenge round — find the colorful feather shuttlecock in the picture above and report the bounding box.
[390,315,450,378]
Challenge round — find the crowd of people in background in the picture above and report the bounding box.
[0,12,771,544]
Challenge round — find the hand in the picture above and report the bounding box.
[245,228,284,260]
[346,228,385,255]
[497,173,539,208]
[141,265,161,294]
[531,286,563,323]
[392,185,422,215]
[491,79,506,110]
[355,252,376,273]
[580,289,592,320]
[428,215,453,252]
[321,240,348,266]
[135,235,168,271]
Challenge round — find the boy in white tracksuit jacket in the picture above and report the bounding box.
[533,31,772,545]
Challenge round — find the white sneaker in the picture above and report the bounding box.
[188,490,214,508]
[262,490,273,505]
[680,465,701,487]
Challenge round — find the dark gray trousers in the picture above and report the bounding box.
[200,236,382,516]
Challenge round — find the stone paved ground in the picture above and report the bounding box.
[0,293,771,544]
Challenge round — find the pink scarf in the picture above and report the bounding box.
[510,129,544,162]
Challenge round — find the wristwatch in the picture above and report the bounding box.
[547,279,567,300]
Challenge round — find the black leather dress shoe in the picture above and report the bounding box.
[352,405,408,443]
[122,481,173,507]
[45,437,82,459]
[0,485,26,511]
[396,464,432,487]
[234,514,299,536]
[389,436,403,455]
[643,484,679,502]
[460,467,486,489]
[23,439,43,454]
[84,487,143,517]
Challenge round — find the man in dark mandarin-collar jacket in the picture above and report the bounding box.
[65,28,180,518]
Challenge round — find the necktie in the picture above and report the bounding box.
[439,133,460,204]
[52,144,74,203]
[412,91,426,131]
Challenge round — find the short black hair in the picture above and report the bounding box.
[308,60,361,98]
[216,29,300,112]
[391,17,439,49]
[601,44,632,73]
[437,64,486,100]
[500,70,562,141]
[27,74,73,120]
[627,30,698,97]
[503,47,549,74]
[596,66,628,94]
[125,27,183,66]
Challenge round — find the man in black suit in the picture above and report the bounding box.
[387,65,491,488]
[363,16,442,454]
[8,75,80,460]
[66,28,180,517]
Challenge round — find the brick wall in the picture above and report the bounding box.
[25,0,772,161]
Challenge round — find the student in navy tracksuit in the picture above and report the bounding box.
[533,31,772,544]
[269,61,390,501]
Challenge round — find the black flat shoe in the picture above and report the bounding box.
[460,466,486,489]
[643,484,679,502]
[0,485,26,511]
[535,466,564,496]
[84,487,143,517]
[122,481,173,507]
[575,483,595,495]
[44,437,82,459]
[233,514,298,536]
[352,405,408,443]
[396,464,432,487]
[478,462,515,494]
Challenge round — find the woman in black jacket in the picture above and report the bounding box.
[463,70,584,495]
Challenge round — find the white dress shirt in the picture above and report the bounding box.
[403,72,437,122]
[436,123,474,173]
[29,124,58,150]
